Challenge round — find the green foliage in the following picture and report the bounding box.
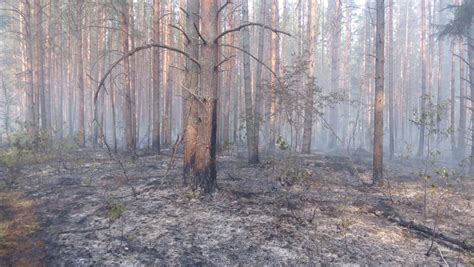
[0,222,8,248]
[219,141,234,154]
[106,199,126,221]
[184,191,200,201]
[0,128,82,188]
[411,96,448,137]
[284,167,312,183]
[276,136,289,150]
[439,1,474,39]
[435,167,450,178]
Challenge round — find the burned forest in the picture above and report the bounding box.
[0,0,473,265]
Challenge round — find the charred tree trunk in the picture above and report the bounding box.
[192,0,218,193]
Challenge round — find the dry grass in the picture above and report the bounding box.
[0,191,42,264]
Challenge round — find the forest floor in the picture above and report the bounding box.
[0,148,473,266]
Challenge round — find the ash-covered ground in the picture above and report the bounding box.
[1,149,473,266]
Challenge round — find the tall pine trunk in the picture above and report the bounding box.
[152,0,161,152]
[77,0,85,147]
[388,0,395,158]
[121,0,135,152]
[242,0,259,164]
[418,0,427,156]
[373,0,385,184]
[302,0,318,154]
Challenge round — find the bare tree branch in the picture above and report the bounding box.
[94,43,200,104]
[219,44,279,80]
[179,7,188,17]
[169,24,191,44]
[194,22,207,44]
[214,55,236,70]
[453,53,473,69]
[217,1,232,16]
[215,22,292,43]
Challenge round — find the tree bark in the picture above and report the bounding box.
[388,0,395,158]
[242,0,259,164]
[418,0,427,156]
[193,0,219,193]
[468,19,474,172]
[121,0,136,152]
[302,0,318,154]
[183,0,200,184]
[437,0,445,142]
[152,0,161,152]
[458,40,467,158]
[94,4,106,149]
[21,1,36,134]
[269,0,280,150]
[329,0,341,148]
[373,0,385,184]
[450,40,457,153]
[77,0,85,147]
[33,0,47,132]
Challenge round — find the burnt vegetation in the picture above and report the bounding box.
[0,0,473,265]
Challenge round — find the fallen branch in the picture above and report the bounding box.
[369,200,474,253]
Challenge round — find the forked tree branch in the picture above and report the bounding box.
[94,43,200,103]
[215,22,292,43]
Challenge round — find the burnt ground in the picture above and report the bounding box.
[0,149,473,266]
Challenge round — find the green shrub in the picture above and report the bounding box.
[106,199,126,221]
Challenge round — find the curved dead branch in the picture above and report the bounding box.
[219,44,279,79]
[215,22,293,43]
[217,1,232,16]
[169,24,191,44]
[194,23,207,44]
[94,43,200,104]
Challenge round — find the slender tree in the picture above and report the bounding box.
[373,0,385,184]
[242,0,259,164]
[76,0,85,147]
[329,0,341,148]
[418,0,427,156]
[302,0,318,154]
[388,0,395,158]
[120,0,136,152]
[152,0,161,152]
